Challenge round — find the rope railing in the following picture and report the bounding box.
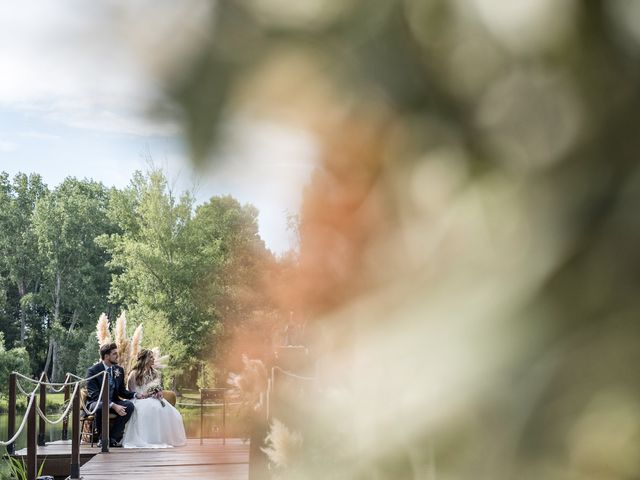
[11,370,108,425]
[14,370,105,387]
[35,381,81,425]
[14,370,108,417]
[14,372,46,398]
[16,379,40,397]
[66,371,108,414]
[4,368,113,480]
[0,393,36,446]
[47,373,73,393]
[176,401,241,407]
[272,366,316,381]
[79,373,108,416]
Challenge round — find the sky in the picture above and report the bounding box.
[0,1,317,254]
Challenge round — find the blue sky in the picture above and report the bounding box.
[0,1,316,254]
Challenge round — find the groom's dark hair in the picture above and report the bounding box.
[100,342,117,359]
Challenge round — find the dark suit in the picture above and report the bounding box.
[86,362,136,443]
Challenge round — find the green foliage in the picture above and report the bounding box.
[1,455,46,480]
[76,331,100,376]
[128,305,188,386]
[0,173,47,349]
[31,177,114,380]
[32,177,113,321]
[1,167,278,390]
[55,327,91,377]
[0,333,30,395]
[98,169,274,385]
[99,170,206,373]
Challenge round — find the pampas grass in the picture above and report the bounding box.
[115,312,132,376]
[94,313,167,379]
[228,355,268,413]
[96,313,111,346]
[130,324,144,365]
[261,418,303,469]
[151,347,169,369]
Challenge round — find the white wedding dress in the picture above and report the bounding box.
[122,373,187,448]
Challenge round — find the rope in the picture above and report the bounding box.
[47,373,72,393]
[16,378,40,397]
[15,371,108,416]
[35,382,81,425]
[14,370,105,387]
[0,394,36,446]
[272,366,316,381]
[80,372,109,416]
[175,401,241,408]
[14,370,106,406]
[15,371,49,397]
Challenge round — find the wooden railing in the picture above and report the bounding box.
[3,370,110,480]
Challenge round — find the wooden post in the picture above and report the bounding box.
[70,384,81,479]
[270,367,278,422]
[222,391,226,446]
[62,375,70,441]
[200,389,204,446]
[38,380,46,446]
[101,372,110,453]
[27,394,37,480]
[248,410,268,480]
[7,372,16,455]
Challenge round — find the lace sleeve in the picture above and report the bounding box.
[127,371,138,393]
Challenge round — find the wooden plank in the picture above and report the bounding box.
[12,438,250,479]
[79,438,249,480]
[81,465,247,480]
[14,439,100,457]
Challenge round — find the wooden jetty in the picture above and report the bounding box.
[12,438,249,479]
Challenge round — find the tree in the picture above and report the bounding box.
[191,196,274,373]
[101,170,275,385]
[32,177,113,380]
[76,331,100,377]
[0,332,30,395]
[100,169,208,380]
[0,172,47,346]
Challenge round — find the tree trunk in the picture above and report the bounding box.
[48,271,62,381]
[54,271,61,323]
[18,282,26,344]
[43,336,54,378]
[51,339,60,382]
[68,310,78,333]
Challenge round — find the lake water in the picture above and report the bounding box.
[0,405,244,451]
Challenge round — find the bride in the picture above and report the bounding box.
[122,349,187,448]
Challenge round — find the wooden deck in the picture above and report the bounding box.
[12,438,249,479]
[13,440,96,476]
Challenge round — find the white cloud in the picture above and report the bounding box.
[0,140,17,152]
[176,117,319,252]
[0,1,180,137]
[0,1,317,253]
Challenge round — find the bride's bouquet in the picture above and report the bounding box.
[145,380,166,407]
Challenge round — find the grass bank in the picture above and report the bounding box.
[0,393,66,414]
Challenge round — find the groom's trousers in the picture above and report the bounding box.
[91,399,135,442]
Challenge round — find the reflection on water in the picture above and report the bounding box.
[1,407,245,451]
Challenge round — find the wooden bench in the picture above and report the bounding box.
[80,388,177,446]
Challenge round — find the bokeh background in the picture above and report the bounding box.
[109,1,640,478]
[7,0,640,478]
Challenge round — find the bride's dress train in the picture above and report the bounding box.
[123,379,187,448]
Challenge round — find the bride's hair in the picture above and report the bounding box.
[130,349,157,386]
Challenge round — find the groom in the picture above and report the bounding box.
[86,343,146,447]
